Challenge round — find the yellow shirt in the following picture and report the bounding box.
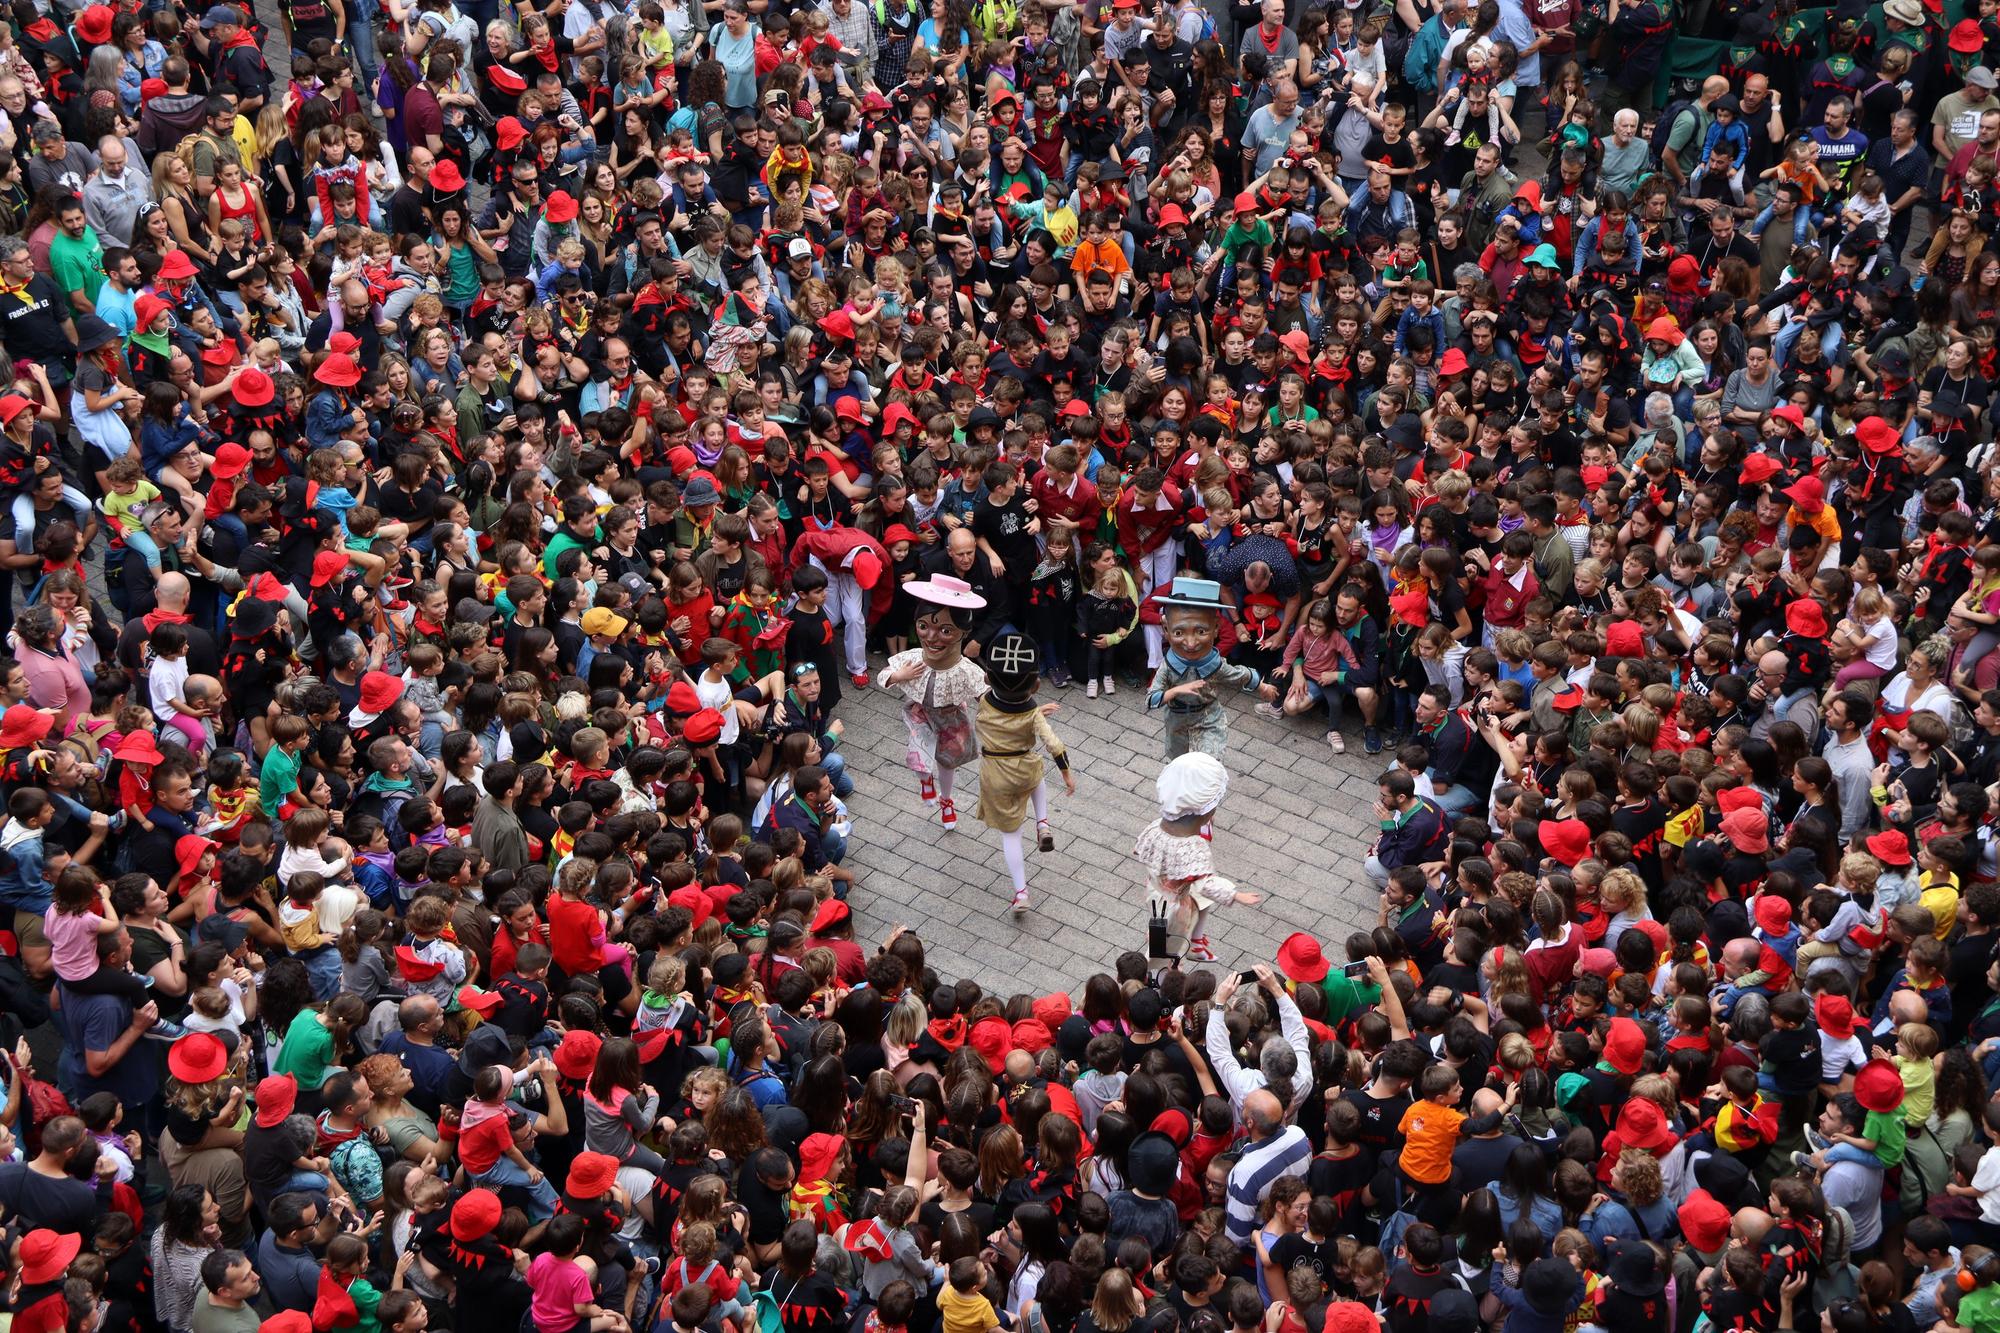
[103,479,162,537]
[939,1286,997,1333]
[1897,1053,1936,1125]
[637,21,674,67]
[1920,869,1960,940]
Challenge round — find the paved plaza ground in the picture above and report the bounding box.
[829,677,1392,997]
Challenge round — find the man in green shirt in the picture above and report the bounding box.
[542,495,601,577]
[46,199,105,319]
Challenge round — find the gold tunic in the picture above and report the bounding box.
[972,696,1066,833]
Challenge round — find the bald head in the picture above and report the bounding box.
[1724,938,1761,972]
[156,571,190,611]
[1889,988,1929,1027]
[1244,1090,1283,1137]
[1758,649,1787,679]
[1733,1207,1773,1245]
[1702,76,1730,102]
[1471,1088,1505,1117]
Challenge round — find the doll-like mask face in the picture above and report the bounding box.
[1165,606,1219,662]
[915,607,964,667]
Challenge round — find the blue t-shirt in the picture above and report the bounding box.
[55,983,159,1106]
[1808,126,1870,186]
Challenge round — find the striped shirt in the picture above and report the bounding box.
[1223,1125,1311,1247]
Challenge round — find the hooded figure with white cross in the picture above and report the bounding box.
[974,632,1075,916]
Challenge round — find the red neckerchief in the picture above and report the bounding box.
[925,1015,966,1050]
[143,607,192,633]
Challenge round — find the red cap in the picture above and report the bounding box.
[850,547,883,590]
[1739,453,1784,485]
[1783,474,1826,512]
[1866,828,1914,865]
[1814,991,1856,1039]
[487,65,528,93]
[1602,1016,1647,1075]
[212,441,252,478]
[967,1015,1012,1073]
[665,681,701,715]
[0,705,53,750]
[175,834,218,882]
[1858,416,1902,454]
[111,728,164,765]
[1233,191,1258,213]
[168,1031,229,1084]
[1679,1190,1732,1252]
[668,885,712,927]
[835,397,866,423]
[1753,893,1793,936]
[233,368,275,408]
[810,898,850,933]
[1716,786,1764,815]
[553,1029,602,1080]
[1276,932,1330,983]
[1854,1058,1906,1113]
[358,669,403,716]
[254,1072,298,1128]
[1785,597,1829,638]
[1770,403,1807,430]
[18,1230,82,1286]
[427,159,465,193]
[566,1151,620,1199]
[310,549,349,588]
[1157,203,1187,226]
[449,1188,503,1242]
[1540,817,1592,866]
[682,708,725,745]
[0,393,34,427]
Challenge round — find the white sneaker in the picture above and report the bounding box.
[1254,701,1284,721]
[1102,677,1117,696]
[1086,679,1098,698]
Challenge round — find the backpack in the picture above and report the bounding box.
[1649,98,1700,167]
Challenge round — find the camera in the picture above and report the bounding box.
[1343,961,1368,978]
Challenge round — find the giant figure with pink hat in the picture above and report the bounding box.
[877,574,988,829]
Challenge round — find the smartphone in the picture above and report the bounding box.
[1237,969,1260,985]
[1343,961,1369,978]
[887,1094,915,1114]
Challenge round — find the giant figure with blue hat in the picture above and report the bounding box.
[1146,576,1278,760]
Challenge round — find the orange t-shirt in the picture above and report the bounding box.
[1396,1099,1466,1184]
[1069,238,1131,280]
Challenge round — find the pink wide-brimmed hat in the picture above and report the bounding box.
[906,575,987,610]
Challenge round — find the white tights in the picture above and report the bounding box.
[935,766,956,801]
[999,782,1050,893]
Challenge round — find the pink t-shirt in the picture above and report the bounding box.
[527,1252,593,1333]
[44,905,106,982]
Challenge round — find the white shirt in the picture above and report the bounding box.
[695,669,740,746]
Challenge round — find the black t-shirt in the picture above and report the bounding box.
[0,275,72,365]
[0,1163,99,1232]
[1304,1149,1374,1236]
[243,1121,304,1210]
[918,1198,996,1249]
[1268,1231,1343,1290]
[740,1164,792,1245]
[771,1271,846,1333]
[278,0,339,47]
[1343,1086,1413,1160]
[377,481,441,528]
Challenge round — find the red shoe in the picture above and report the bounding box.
[1186,936,1217,962]
[1011,887,1029,915]
[850,672,869,689]
[919,775,937,806]
[939,797,957,830]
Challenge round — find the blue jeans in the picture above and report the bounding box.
[298,945,341,1001]
[821,746,853,799]
[1824,1141,1888,1169]
[1774,315,1842,368]
[1750,202,1815,244]
[821,826,848,865]
[1431,782,1482,816]
[472,1155,560,1220]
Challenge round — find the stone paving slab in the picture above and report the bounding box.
[832,673,1388,997]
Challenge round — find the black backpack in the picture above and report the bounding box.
[1649,98,1700,167]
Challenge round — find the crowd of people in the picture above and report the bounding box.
[5,0,2000,1331]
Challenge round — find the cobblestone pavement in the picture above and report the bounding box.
[830,673,1390,997]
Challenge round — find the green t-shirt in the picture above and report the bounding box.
[1220,218,1274,262]
[1861,1106,1907,1167]
[258,743,301,813]
[1962,1284,2000,1333]
[48,227,104,315]
[273,1008,336,1088]
[543,527,595,578]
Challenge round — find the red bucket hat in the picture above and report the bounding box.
[1277,932,1331,983]
[449,1188,503,1242]
[254,1072,298,1128]
[1602,1016,1648,1075]
[167,1031,229,1083]
[566,1151,620,1199]
[1854,1058,1906,1113]
[553,1029,602,1080]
